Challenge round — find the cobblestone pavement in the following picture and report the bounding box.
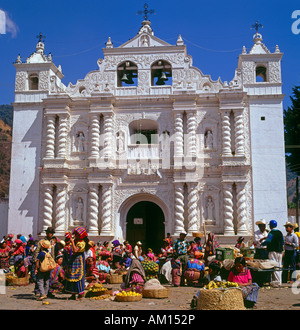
[0,282,299,311]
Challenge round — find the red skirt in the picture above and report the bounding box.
[172,269,181,286]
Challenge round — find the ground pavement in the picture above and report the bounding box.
[0,282,299,311]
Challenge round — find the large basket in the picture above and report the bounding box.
[6,274,30,286]
[115,294,142,302]
[107,274,124,284]
[197,288,245,310]
[143,287,170,299]
[192,232,203,238]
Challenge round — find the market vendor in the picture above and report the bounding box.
[254,219,269,259]
[123,259,146,288]
[184,252,205,286]
[173,232,189,286]
[228,257,260,309]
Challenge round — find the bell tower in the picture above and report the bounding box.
[238,24,287,228]
[8,34,65,236]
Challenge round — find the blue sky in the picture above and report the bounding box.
[0,0,300,110]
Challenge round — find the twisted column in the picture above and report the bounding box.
[88,185,99,235]
[90,114,100,158]
[222,182,234,235]
[45,115,56,158]
[234,110,245,157]
[186,111,197,157]
[221,111,232,156]
[101,185,113,235]
[55,185,67,234]
[236,182,248,235]
[187,183,199,233]
[103,113,114,158]
[174,182,185,234]
[57,114,69,158]
[42,185,54,231]
[174,112,184,157]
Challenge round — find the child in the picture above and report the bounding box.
[48,255,65,297]
[35,240,52,300]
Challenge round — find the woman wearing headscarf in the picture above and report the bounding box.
[123,259,146,288]
[65,227,89,300]
[204,233,220,264]
[85,256,100,289]
[111,240,123,269]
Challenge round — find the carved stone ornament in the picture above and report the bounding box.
[15,71,27,91]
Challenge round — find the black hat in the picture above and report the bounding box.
[45,227,55,234]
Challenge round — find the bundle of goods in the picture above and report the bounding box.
[5,272,30,286]
[197,281,245,310]
[106,273,124,284]
[142,278,170,299]
[115,290,142,302]
[246,259,279,270]
[215,247,234,261]
[141,260,159,281]
[85,283,112,298]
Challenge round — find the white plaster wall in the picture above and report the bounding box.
[7,105,43,237]
[0,199,8,239]
[249,98,288,229]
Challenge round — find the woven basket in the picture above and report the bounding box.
[192,232,203,238]
[107,274,124,284]
[6,274,30,286]
[197,288,245,310]
[115,294,142,302]
[143,287,170,299]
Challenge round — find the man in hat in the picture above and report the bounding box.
[261,220,284,285]
[173,232,190,286]
[254,219,269,259]
[32,227,55,297]
[282,222,299,283]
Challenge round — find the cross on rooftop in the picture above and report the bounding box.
[137,3,155,21]
[36,32,46,43]
[251,21,263,33]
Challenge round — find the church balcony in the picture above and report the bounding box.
[150,86,172,95]
[127,144,159,159]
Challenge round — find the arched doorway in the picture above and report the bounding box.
[126,201,165,254]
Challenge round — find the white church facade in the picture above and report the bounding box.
[7,20,288,251]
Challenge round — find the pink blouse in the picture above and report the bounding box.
[228,268,252,284]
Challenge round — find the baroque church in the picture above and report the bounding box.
[7,16,288,251]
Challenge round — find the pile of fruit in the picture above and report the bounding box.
[87,283,107,293]
[205,281,239,289]
[116,290,142,298]
[141,260,159,281]
[90,294,112,300]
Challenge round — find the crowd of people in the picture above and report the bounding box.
[0,218,299,308]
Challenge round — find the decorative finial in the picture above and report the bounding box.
[137,3,155,21]
[16,54,22,64]
[106,37,113,48]
[251,21,263,34]
[177,34,184,46]
[36,32,46,43]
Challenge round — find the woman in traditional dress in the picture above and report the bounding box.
[111,240,123,269]
[123,259,146,289]
[48,255,65,296]
[204,233,220,264]
[171,256,182,287]
[228,256,260,309]
[0,241,11,270]
[64,227,89,300]
[85,256,100,289]
[183,252,205,286]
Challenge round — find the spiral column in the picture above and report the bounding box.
[187,183,199,233]
[174,182,185,234]
[42,185,54,231]
[90,114,100,158]
[186,111,197,157]
[57,114,69,159]
[222,182,235,235]
[174,112,184,157]
[88,184,100,235]
[103,112,114,159]
[221,111,232,156]
[55,185,67,234]
[236,182,248,235]
[234,110,245,157]
[100,184,113,235]
[45,115,56,158]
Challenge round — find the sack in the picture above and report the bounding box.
[40,252,56,272]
